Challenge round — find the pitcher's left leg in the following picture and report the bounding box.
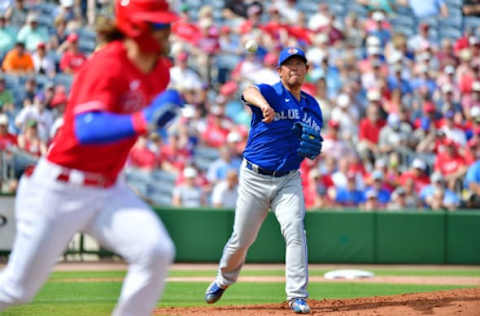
[271,172,309,301]
[85,182,175,316]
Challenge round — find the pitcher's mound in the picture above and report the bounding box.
[154,288,480,315]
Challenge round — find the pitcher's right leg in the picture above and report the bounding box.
[215,166,271,288]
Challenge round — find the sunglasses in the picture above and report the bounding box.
[151,22,171,30]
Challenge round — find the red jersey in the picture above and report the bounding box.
[129,146,157,170]
[359,118,386,144]
[398,171,430,193]
[48,41,170,182]
[0,133,17,150]
[434,152,467,176]
[60,50,88,73]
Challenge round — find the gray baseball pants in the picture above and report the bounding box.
[215,160,309,300]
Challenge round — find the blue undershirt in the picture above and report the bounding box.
[74,112,138,144]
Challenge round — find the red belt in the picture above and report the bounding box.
[24,165,115,188]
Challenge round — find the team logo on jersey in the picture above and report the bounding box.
[120,0,129,6]
[120,91,145,113]
[130,80,140,91]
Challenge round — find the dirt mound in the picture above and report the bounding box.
[153,288,480,315]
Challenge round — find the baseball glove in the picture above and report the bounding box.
[292,122,323,160]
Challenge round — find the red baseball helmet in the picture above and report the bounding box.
[115,0,178,53]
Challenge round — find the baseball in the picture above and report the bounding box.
[245,40,258,53]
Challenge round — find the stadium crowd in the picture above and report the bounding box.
[0,0,480,211]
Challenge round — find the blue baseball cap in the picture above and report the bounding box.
[277,47,307,67]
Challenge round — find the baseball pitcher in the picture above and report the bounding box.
[205,47,324,314]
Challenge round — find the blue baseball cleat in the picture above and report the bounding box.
[205,281,227,304]
[289,298,311,314]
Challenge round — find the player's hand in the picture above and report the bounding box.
[260,104,275,123]
[143,89,184,129]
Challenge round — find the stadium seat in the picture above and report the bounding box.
[464,16,480,30]
[78,38,96,53]
[440,27,463,39]
[54,73,73,90]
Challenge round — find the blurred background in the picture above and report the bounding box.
[1,0,480,212]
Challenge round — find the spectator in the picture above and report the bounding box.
[207,145,241,184]
[365,170,392,206]
[172,166,205,207]
[331,156,364,189]
[434,138,468,190]
[398,0,448,19]
[330,93,359,141]
[169,51,204,91]
[17,12,49,52]
[223,0,263,19]
[421,172,461,211]
[464,142,480,208]
[128,136,157,171]
[159,132,192,175]
[404,177,423,208]
[398,158,431,193]
[305,167,332,209]
[15,92,53,143]
[316,13,344,46]
[201,104,234,148]
[32,42,56,77]
[0,76,14,110]
[440,109,467,146]
[4,0,28,27]
[0,15,16,58]
[211,169,239,208]
[60,33,87,74]
[363,189,381,211]
[463,81,480,112]
[463,0,480,17]
[322,120,355,161]
[330,171,366,208]
[55,0,82,31]
[0,114,16,150]
[358,102,386,164]
[378,113,413,157]
[21,77,37,105]
[51,17,69,52]
[437,83,462,114]
[387,187,412,210]
[2,41,34,74]
[49,87,68,139]
[225,130,245,159]
[17,120,47,157]
[252,53,279,85]
[367,11,391,48]
[387,65,413,97]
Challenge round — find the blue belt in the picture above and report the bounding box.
[245,160,293,177]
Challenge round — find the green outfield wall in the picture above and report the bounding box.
[154,208,480,264]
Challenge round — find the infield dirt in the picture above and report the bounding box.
[153,287,480,315]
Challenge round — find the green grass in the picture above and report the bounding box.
[2,281,470,316]
[48,267,480,281]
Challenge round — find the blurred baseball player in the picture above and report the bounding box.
[205,47,324,314]
[0,1,183,315]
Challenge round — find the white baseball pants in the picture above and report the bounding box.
[216,160,309,300]
[0,158,175,316]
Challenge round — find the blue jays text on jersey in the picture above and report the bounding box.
[242,81,324,172]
